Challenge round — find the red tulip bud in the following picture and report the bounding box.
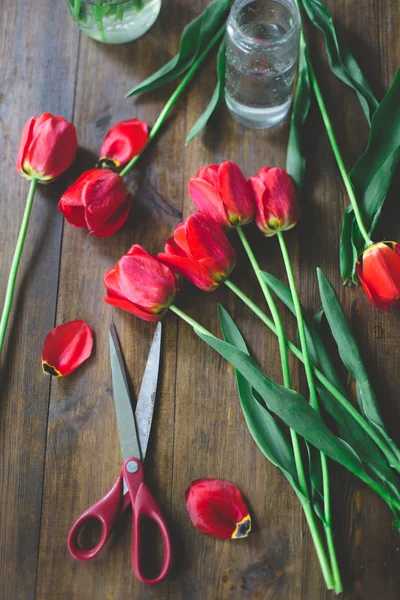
[189,161,255,228]
[16,112,77,183]
[59,169,131,238]
[98,118,148,168]
[185,478,251,539]
[356,241,400,310]
[158,212,236,292]
[42,320,93,377]
[104,245,178,321]
[250,167,300,236]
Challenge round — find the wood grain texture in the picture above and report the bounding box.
[1,0,400,598]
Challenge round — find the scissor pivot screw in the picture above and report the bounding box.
[127,461,139,473]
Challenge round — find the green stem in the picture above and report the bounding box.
[72,0,82,21]
[236,228,290,388]
[232,228,334,589]
[93,4,107,43]
[306,57,372,247]
[224,277,400,500]
[0,178,38,355]
[120,22,226,178]
[169,302,400,515]
[282,231,340,591]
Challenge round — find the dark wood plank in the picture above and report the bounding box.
[0,2,80,598]
[35,2,190,598]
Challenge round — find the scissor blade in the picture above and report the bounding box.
[109,322,141,463]
[135,322,162,461]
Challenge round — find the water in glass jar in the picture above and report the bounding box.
[225,0,300,128]
[79,0,161,44]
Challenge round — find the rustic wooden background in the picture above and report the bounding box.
[1,0,400,598]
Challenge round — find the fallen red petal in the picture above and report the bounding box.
[42,320,93,377]
[185,478,251,539]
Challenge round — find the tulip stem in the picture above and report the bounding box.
[306,55,372,248]
[222,277,400,498]
[169,303,400,512]
[72,0,81,21]
[120,23,226,179]
[233,226,335,590]
[0,178,38,356]
[276,230,342,594]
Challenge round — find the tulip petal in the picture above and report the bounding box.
[158,252,217,292]
[16,117,36,178]
[25,115,77,181]
[185,478,251,539]
[189,178,229,228]
[100,119,148,166]
[217,161,255,225]
[195,165,219,186]
[186,213,236,274]
[356,242,400,310]
[83,170,127,232]
[42,320,93,377]
[92,193,133,238]
[116,246,177,311]
[58,170,92,227]
[103,266,160,321]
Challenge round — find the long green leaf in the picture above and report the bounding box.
[193,326,367,480]
[286,33,311,193]
[317,268,400,470]
[218,305,303,496]
[261,271,400,498]
[341,69,400,281]
[186,38,226,144]
[301,0,378,123]
[125,0,231,97]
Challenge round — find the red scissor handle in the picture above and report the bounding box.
[68,475,124,561]
[122,458,172,585]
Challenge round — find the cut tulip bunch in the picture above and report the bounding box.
[103,160,400,593]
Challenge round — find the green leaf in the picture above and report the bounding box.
[193,325,367,483]
[125,0,231,97]
[340,69,400,281]
[261,271,400,497]
[306,443,326,524]
[317,268,400,469]
[339,207,358,281]
[185,38,226,144]
[218,305,304,497]
[301,0,378,123]
[286,35,311,193]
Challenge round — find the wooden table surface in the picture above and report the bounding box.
[1,1,400,598]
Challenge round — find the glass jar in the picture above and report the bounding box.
[225,0,300,129]
[67,0,162,44]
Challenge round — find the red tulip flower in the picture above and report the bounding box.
[158,212,236,292]
[16,112,77,182]
[98,118,148,168]
[185,478,251,539]
[104,245,177,321]
[59,169,131,238]
[356,241,400,310]
[250,167,301,236]
[188,161,255,228]
[42,320,93,377]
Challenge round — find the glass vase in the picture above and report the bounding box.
[68,0,162,44]
[225,0,300,129]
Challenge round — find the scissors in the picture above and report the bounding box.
[68,321,172,585]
